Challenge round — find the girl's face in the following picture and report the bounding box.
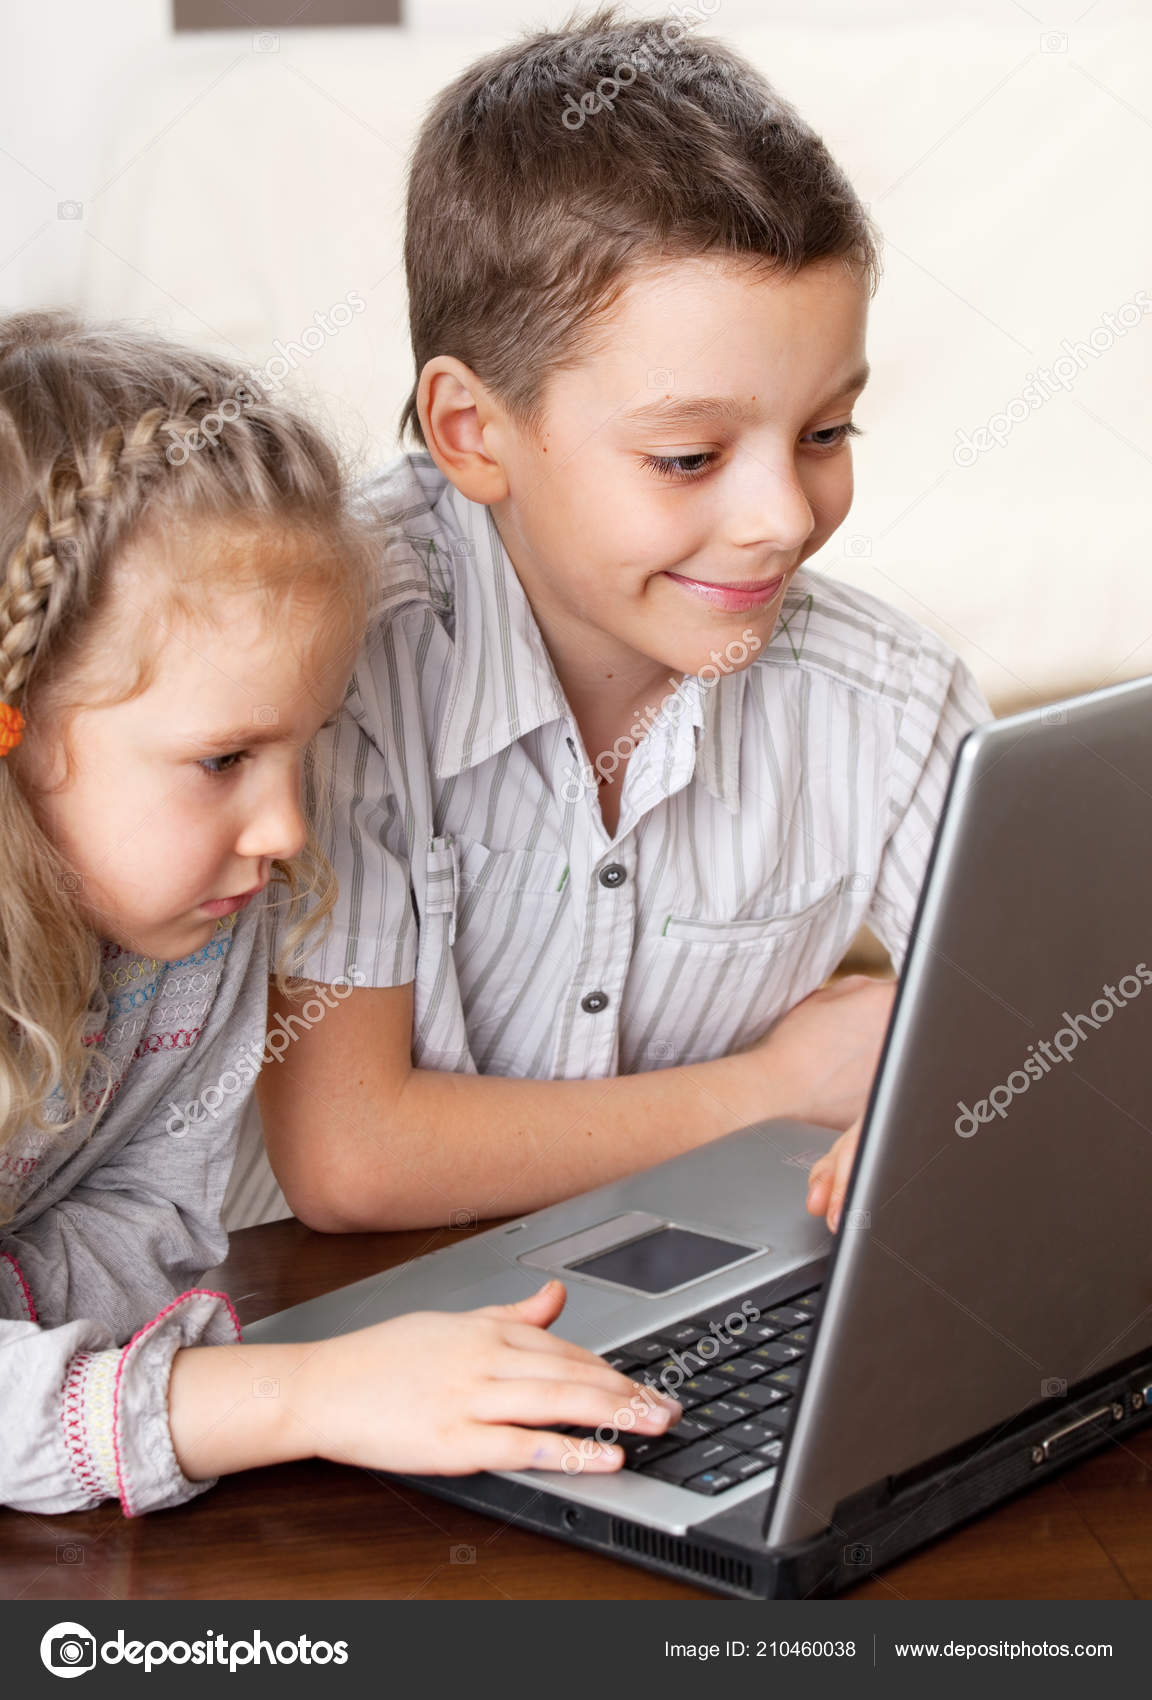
[24,539,353,963]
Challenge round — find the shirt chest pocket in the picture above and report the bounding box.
[643,877,850,1063]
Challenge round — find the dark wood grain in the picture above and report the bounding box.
[4,1217,1149,1602]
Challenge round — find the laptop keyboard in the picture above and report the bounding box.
[571,1281,822,1497]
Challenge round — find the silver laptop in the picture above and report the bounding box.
[246,673,1152,1598]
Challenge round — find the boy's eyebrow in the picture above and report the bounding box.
[618,364,871,432]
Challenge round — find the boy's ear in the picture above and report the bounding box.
[418,357,510,505]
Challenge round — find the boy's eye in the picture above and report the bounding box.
[641,451,717,481]
[198,750,252,779]
[803,422,863,451]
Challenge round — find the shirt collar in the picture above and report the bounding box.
[431,480,569,778]
[429,474,747,811]
[688,664,747,814]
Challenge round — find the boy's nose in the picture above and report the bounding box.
[725,457,815,553]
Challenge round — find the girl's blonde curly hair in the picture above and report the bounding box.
[0,309,377,1166]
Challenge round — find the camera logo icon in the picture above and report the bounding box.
[41,1622,96,1677]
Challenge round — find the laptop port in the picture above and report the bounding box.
[1029,1401,1124,1467]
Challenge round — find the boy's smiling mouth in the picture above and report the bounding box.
[661,569,788,614]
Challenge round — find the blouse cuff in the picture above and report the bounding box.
[66,1288,243,1517]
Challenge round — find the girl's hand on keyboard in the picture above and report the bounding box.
[804,1116,863,1233]
[297,1279,680,1476]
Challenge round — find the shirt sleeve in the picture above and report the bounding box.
[0,1277,240,1516]
[865,644,991,974]
[0,897,269,1515]
[265,659,419,990]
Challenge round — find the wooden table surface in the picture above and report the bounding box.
[4,1216,1151,1602]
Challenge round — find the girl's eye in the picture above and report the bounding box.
[198,750,252,779]
[804,422,863,451]
[640,451,718,481]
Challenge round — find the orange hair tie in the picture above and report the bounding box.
[0,702,24,757]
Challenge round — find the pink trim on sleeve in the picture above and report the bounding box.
[111,1288,243,1518]
[0,1250,37,1322]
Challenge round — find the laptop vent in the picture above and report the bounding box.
[610,1519,753,1592]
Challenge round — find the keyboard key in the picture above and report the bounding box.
[766,1365,804,1392]
[726,1383,790,1411]
[644,1439,739,1482]
[749,1341,805,1368]
[753,1437,785,1462]
[763,1307,811,1331]
[793,1289,822,1313]
[603,1351,641,1373]
[665,1414,719,1445]
[723,1420,774,1449]
[742,1320,785,1343]
[730,1454,773,1482]
[756,1403,794,1435]
[687,1401,747,1432]
[779,1327,812,1350]
[681,1467,742,1496]
[652,1321,709,1347]
[675,1375,732,1406]
[618,1434,682,1468]
[616,1336,675,1362]
[713,1356,769,1384]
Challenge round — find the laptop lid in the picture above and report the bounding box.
[767,674,1152,1547]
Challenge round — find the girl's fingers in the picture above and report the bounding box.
[494,1321,619,1370]
[474,1279,567,1330]
[487,1351,644,1400]
[471,1378,677,1434]
[472,1426,625,1475]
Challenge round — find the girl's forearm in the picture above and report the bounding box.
[167,1342,320,1482]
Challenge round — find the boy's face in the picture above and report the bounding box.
[490,256,869,687]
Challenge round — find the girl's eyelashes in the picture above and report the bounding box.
[641,422,862,482]
[197,712,339,777]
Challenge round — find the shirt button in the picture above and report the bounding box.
[580,990,610,1015]
[599,863,627,888]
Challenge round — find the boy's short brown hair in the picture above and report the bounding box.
[400,5,880,446]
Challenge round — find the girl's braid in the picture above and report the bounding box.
[0,400,203,704]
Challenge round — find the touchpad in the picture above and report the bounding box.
[518,1212,763,1296]
[569,1226,757,1294]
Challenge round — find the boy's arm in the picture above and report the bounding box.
[257,972,894,1232]
[866,646,991,972]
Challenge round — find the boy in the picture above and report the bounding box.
[247,9,988,1237]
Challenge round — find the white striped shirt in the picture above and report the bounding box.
[271,452,990,1080]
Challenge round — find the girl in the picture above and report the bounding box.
[0,312,676,1516]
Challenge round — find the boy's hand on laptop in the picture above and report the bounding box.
[750,974,894,1131]
[805,1118,863,1233]
[297,1279,680,1477]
